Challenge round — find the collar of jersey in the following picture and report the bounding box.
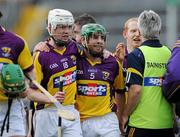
[86,58,101,66]
[47,43,66,55]
[53,47,66,55]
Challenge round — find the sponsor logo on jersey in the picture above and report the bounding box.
[1,47,11,57]
[78,83,107,96]
[53,70,76,88]
[144,77,162,86]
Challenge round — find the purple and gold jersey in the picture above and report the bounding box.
[34,40,81,108]
[0,26,33,100]
[75,55,124,121]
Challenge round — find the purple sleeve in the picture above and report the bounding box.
[162,47,180,94]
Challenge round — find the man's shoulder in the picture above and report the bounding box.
[67,40,79,48]
[103,55,120,68]
[128,48,143,58]
[1,31,26,52]
[4,30,25,44]
[35,51,52,62]
[104,54,117,62]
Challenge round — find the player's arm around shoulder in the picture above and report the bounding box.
[24,67,51,104]
[32,41,50,59]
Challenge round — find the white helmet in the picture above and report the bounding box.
[48,9,74,30]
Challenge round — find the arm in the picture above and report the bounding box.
[115,92,125,119]
[30,51,65,103]
[114,61,126,116]
[113,61,126,134]
[120,84,141,134]
[123,84,141,116]
[116,92,125,135]
[25,70,51,104]
[120,48,144,133]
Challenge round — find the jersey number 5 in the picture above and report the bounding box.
[90,73,95,79]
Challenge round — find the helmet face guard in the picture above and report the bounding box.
[48,9,74,32]
[47,9,74,46]
[1,64,26,95]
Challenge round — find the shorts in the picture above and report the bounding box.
[33,105,83,137]
[126,126,174,137]
[0,99,27,137]
[81,112,121,137]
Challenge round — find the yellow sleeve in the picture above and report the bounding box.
[127,67,143,78]
[33,52,43,83]
[17,39,33,70]
[113,61,125,90]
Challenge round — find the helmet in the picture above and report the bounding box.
[1,64,26,95]
[81,23,107,58]
[81,23,107,39]
[48,9,74,30]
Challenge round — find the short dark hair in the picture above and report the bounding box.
[0,11,2,18]
[74,13,96,27]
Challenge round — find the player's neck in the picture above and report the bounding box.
[127,45,134,53]
[86,53,102,62]
[49,38,65,51]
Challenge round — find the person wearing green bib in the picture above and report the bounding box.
[120,10,174,137]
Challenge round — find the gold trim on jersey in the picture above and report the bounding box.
[77,79,109,87]
[127,67,143,78]
[86,58,101,66]
[128,128,135,137]
[54,47,66,55]
[0,58,13,64]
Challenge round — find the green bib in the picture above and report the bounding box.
[129,45,173,129]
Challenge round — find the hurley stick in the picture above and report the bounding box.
[26,75,76,121]
[58,76,63,137]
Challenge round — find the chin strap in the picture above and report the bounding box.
[51,36,68,47]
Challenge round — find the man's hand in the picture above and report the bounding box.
[54,91,65,103]
[18,89,28,98]
[114,43,126,63]
[120,113,128,136]
[33,41,50,53]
